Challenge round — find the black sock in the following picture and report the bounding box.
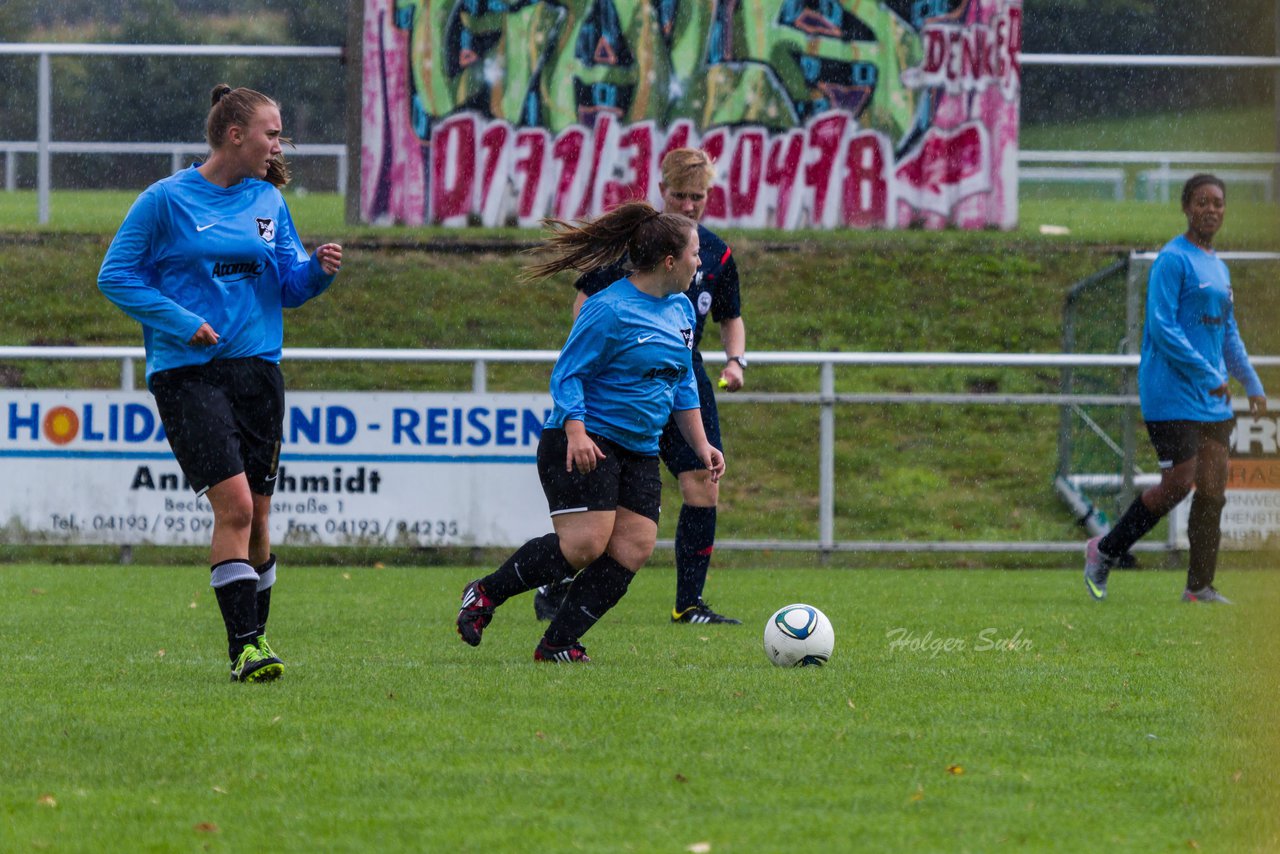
[1099,496,1162,557]
[480,533,577,605]
[255,553,276,638]
[543,554,634,647]
[675,505,716,611]
[1186,493,1226,591]
[211,558,260,663]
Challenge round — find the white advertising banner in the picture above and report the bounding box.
[1170,402,1280,550]
[0,390,554,547]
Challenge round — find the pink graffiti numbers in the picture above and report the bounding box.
[843,131,893,228]
[701,128,730,222]
[431,115,476,226]
[728,130,766,226]
[512,129,549,226]
[550,127,589,221]
[802,113,852,228]
[362,0,1021,230]
[895,124,991,216]
[602,122,655,210]
[766,131,805,230]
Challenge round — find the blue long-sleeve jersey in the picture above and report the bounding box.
[1139,235,1264,422]
[98,165,334,385]
[546,278,701,454]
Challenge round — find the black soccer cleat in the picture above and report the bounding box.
[533,638,591,663]
[671,600,741,625]
[229,643,284,683]
[533,579,569,622]
[456,580,496,646]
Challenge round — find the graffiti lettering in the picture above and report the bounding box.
[902,7,1023,98]
[362,0,1022,230]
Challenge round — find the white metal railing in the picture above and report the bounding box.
[0,43,344,223]
[2,345,1277,555]
[1018,151,1280,166]
[1,140,347,194]
[9,143,1273,200]
[1019,54,1280,68]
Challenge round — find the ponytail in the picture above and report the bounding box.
[523,202,694,281]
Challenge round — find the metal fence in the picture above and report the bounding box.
[3,344,1278,555]
[0,43,344,222]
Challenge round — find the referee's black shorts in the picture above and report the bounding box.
[536,428,662,523]
[659,362,722,476]
[151,357,284,496]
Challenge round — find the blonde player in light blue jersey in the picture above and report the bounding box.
[99,84,342,682]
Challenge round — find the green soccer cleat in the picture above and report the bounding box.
[255,635,284,667]
[230,642,284,683]
[1083,536,1115,601]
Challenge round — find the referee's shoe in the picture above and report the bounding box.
[672,600,741,625]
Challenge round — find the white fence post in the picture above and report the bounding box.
[819,360,836,556]
[37,51,50,225]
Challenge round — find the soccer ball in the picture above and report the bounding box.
[763,604,834,667]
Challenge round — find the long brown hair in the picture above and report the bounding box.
[205,83,291,188]
[523,201,694,282]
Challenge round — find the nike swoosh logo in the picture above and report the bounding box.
[1198,282,1212,288]
[638,334,657,343]
[196,222,219,232]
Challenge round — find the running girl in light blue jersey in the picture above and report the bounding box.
[535,147,747,627]
[99,84,343,682]
[456,201,726,662]
[1085,173,1266,604]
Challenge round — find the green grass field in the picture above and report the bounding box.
[2,113,1278,850]
[1021,106,1275,155]
[2,563,1278,852]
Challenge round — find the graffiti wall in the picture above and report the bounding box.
[361,0,1021,230]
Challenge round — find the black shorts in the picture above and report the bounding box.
[1145,418,1235,469]
[536,428,662,523]
[151,358,284,496]
[658,363,722,476]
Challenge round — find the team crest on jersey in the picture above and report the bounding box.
[697,291,712,315]
[256,217,276,242]
[680,327,694,349]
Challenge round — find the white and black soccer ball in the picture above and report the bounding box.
[763,604,834,667]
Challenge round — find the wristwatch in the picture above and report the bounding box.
[728,355,748,369]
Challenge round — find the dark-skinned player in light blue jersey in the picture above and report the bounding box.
[99,84,342,683]
[535,148,747,626]
[1084,173,1266,604]
[455,201,726,663]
